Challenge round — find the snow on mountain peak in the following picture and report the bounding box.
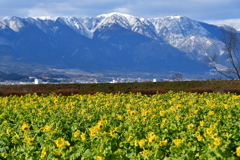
[32,16,55,21]
[2,16,25,32]
[94,12,156,37]
[0,13,214,45]
[96,12,137,19]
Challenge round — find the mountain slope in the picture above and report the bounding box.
[0,13,236,76]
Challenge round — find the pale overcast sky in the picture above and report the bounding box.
[0,0,239,28]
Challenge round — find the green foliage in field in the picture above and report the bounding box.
[0,92,239,159]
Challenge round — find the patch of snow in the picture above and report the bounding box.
[0,22,6,29]
[2,16,25,32]
[37,16,54,21]
[97,12,136,20]
[9,20,24,32]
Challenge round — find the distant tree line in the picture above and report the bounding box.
[0,71,29,81]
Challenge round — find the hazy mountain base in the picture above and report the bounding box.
[0,52,216,81]
[0,56,216,80]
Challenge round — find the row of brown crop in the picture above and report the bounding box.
[0,88,125,96]
[133,88,240,95]
[2,87,240,96]
[0,88,79,97]
[132,88,166,95]
[189,87,240,94]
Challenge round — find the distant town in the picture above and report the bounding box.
[0,70,222,85]
[0,77,163,85]
[0,75,219,85]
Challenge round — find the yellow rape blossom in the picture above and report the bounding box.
[81,133,86,141]
[96,121,105,130]
[134,140,138,146]
[55,138,70,148]
[81,109,86,115]
[187,123,194,130]
[73,130,81,138]
[3,120,8,125]
[40,147,47,158]
[109,130,116,137]
[175,116,181,121]
[140,150,149,156]
[21,123,30,133]
[148,131,155,136]
[208,143,213,149]
[54,150,61,156]
[89,127,97,136]
[1,153,7,158]
[127,136,133,142]
[213,137,222,146]
[162,118,167,123]
[199,120,205,127]
[206,128,214,135]
[159,111,165,116]
[96,156,105,160]
[173,138,182,146]
[159,139,168,146]
[138,139,146,147]
[117,115,123,120]
[196,135,203,141]
[148,134,157,143]
[236,147,240,157]
[209,111,215,116]
[6,127,11,135]
[161,124,166,128]
[24,137,34,145]
[42,125,52,132]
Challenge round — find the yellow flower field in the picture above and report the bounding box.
[0,91,239,159]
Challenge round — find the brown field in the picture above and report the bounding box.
[1,80,240,96]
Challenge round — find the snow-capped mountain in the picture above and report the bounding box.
[0,13,237,76]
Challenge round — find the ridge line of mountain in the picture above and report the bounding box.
[0,12,239,78]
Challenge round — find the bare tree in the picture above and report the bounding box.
[207,26,240,80]
[171,73,183,81]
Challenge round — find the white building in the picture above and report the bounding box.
[110,79,118,83]
[34,78,42,84]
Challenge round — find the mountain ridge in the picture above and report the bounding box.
[0,13,238,78]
